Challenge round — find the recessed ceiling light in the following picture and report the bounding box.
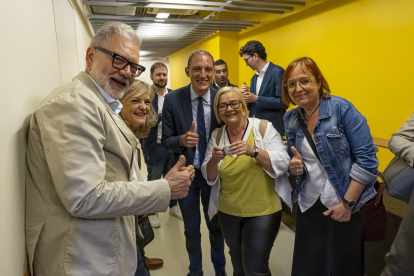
[154,19,165,22]
[156,13,170,19]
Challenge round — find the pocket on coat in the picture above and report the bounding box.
[63,218,118,276]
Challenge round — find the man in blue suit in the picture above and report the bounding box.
[239,40,287,136]
[162,50,226,276]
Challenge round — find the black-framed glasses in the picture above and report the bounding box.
[218,100,241,111]
[285,78,313,92]
[243,56,253,63]
[95,46,146,77]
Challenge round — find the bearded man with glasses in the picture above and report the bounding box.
[25,21,193,276]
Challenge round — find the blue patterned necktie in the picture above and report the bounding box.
[197,96,207,166]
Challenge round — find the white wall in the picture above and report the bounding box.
[0,0,92,275]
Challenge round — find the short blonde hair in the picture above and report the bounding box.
[120,80,157,138]
[214,87,249,124]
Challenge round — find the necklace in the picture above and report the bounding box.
[304,101,320,118]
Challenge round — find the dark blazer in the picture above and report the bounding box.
[139,88,172,159]
[249,62,287,136]
[162,84,219,167]
[211,80,238,91]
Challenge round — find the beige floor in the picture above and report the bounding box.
[144,210,295,276]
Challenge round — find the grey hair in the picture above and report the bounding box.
[90,21,142,48]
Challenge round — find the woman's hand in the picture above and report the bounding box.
[229,140,254,157]
[323,202,352,222]
[289,146,303,175]
[211,146,225,163]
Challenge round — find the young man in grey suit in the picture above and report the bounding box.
[239,40,287,136]
[162,50,226,276]
[25,22,193,276]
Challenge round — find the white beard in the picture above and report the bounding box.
[89,62,131,100]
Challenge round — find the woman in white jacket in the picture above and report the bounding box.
[201,86,291,276]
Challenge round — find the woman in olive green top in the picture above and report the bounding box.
[201,87,291,276]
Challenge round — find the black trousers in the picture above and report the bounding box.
[292,199,364,276]
[218,211,282,276]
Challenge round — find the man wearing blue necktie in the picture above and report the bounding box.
[162,50,226,276]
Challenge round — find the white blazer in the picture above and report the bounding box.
[201,118,292,220]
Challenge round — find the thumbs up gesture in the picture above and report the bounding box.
[289,146,303,176]
[165,155,194,199]
[241,82,250,94]
[182,121,199,148]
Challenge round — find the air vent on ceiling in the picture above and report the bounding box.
[92,6,136,16]
[146,8,198,16]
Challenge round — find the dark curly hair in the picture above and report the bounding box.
[239,41,267,61]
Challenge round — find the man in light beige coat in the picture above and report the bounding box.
[25,22,192,276]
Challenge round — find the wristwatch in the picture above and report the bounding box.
[252,145,259,158]
[342,197,356,209]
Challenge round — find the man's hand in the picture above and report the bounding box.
[211,146,225,163]
[323,202,352,222]
[164,155,192,199]
[229,141,254,157]
[289,146,303,175]
[182,121,199,148]
[243,92,258,104]
[240,82,250,94]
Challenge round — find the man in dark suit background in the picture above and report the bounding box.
[239,40,287,136]
[211,59,238,91]
[162,50,226,276]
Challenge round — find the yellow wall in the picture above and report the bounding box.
[169,0,414,171]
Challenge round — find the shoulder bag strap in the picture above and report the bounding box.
[216,126,225,145]
[297,111,321,163]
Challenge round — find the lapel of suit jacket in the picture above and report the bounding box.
[258,62,274,95]
[251,74,258,95]
[153,92,158,113]
[210,88,218,134]
[182,84,193,130]
[75,72,138,150]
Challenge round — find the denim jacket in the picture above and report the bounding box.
[284,95,379,212]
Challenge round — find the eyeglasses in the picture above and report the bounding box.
[218,100,241,111]
[243,56,253,63]
[95,47,146,77]
[285,78,313,92]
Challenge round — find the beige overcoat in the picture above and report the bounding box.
[25,72,170,276]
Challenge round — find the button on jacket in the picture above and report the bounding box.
[284,95,379,212]
[25,72,170,276]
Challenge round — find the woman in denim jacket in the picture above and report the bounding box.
[282,57,378,276]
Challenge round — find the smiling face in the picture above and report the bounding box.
[120,91,151,130]
[151,67,168,89]
[87,34,140,100]
[185,53,214,96]
[287,65,321,110]
[218,90,244,126]
[214,64,228,87]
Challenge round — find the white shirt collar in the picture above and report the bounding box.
[256,61,270,76]
[213,79,229,88]
[87,73,123,115]
[190,84,211,103]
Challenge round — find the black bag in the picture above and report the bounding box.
[360,181,387,242]
[135,215,155,250]
[297,111,386,242]
[379,156,414,203]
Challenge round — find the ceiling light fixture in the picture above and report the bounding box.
[154,19,165,22]
[156,13,170,19]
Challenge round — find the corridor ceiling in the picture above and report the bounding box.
[82,0,324,60]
